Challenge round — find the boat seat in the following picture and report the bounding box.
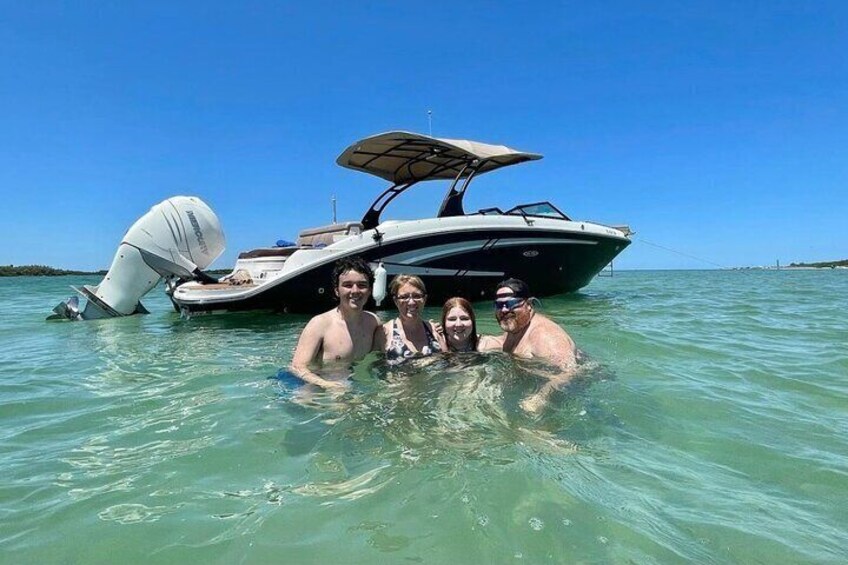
[296,221,363,247]
[237,247,301,259]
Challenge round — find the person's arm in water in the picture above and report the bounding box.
[520,325,578,414]
[477,334,504,352]
[372,317,387,352]
[290,316,349,390]
[379,320,394,352]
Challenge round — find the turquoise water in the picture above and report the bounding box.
[1,271,846,563]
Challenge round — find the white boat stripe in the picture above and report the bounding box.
[383,237,595,265]
[383,265,503,277]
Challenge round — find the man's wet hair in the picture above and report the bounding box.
[496,278,531,299]
[332,256,374,288]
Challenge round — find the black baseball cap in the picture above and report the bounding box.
[496,278,531,299]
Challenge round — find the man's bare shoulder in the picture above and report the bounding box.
[362,311,382,327]
[304,308,339,330]
[524,313,577,372]
[530,314,574,344]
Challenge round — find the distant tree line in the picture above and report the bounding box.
[788,259,848,268]
[0,265,107,277]
[1,264,231,277]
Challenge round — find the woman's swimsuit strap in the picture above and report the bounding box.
[386,319,442,363]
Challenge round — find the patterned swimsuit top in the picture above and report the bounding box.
[386,319,442,364]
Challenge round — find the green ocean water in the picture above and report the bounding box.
[1,270,846,564]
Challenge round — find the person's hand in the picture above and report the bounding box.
[430,319,444,336]
[321,379,351,392]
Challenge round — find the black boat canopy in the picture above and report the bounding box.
[336,131,542,185]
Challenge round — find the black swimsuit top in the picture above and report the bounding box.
[386,319,442,365]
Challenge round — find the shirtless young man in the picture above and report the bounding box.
[290,257,383,390]
[493,278,579,413]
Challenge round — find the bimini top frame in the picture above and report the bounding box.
[336,131,542,230]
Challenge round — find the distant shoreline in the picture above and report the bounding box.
[0,265,232,277]
[733,259,848,270]
[0,265,107,277]
[787,259,848,269]
[2,262,845,277]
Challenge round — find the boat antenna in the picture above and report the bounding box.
[332,195,337,224]
[427,109,433,136]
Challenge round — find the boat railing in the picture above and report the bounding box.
[608,224,634,237]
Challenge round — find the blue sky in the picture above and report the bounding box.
[1,2,845,270]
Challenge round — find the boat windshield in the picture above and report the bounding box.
[474,202,571,220]
[506,202,570,220]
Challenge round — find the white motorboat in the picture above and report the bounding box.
[51,131,631,319]
[171,131,631,314]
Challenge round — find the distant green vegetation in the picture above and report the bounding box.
[1,265,232,277]
[789,259,848,268]
[0,265,106,277]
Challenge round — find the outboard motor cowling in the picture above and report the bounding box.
[50,196,225,320]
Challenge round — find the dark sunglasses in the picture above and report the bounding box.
[493,297,526,311]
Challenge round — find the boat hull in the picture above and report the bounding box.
[172,226,629,314]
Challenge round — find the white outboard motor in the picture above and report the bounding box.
[50,196,225,320]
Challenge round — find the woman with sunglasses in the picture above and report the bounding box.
[441,297,502,352]
[383,275,447,364]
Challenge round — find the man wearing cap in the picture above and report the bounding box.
[493,278,579,413]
